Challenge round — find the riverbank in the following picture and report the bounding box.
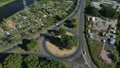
[0,0,37,22]
[0,0,17,7]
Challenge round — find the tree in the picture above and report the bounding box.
[64,19,76,28]
[50,32,55,36]
[99,6,117,18]
[54,15,62,22]
[85,5,99,16]
[26,39,38,51]
[60,35,78,49]
[117,13,120,29]
[24,56,39,68]
[86,0,91,6]
[59,27,66,35]
[71,36,78,46]
[113,47,119,62]
[3,54,23,68]
[1,54,68,68]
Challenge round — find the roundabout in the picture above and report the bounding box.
[41,31,82,60]
[45,32,78,57]
[39,0,82,60]
[46,41,78,57]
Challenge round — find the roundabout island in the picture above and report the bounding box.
[41,27,81,60]
[45,32,78,57]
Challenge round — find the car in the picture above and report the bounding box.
[101,39,106,43]
[55,23,59,26]
[13,46,18,48]
[75,10,78,13]
[83,51,86,55]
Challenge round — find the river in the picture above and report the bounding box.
[0,0,38,23]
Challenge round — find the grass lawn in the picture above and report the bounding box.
[72,13,80,32]
[9,45,41,53]
[9,40,41,53]
[31,44,41,52]
[88,38,111,68]
[63,13,79,32]
[10,45,41,53]
[0,0,76,54]
[0,0,17,7]
[9,48,26,53]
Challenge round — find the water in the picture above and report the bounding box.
[0,0,39,22]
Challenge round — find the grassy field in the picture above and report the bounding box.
[72,12,80,32]
[10,41,41,53]
[10,48,25,53]
[0,0,17,7]
[0,0,76,50]
[88,38,111,68]
[63,11,80,32]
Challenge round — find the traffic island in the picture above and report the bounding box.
[45,32,78,57]
[46,41,78,57]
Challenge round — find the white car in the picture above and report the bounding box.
[83,51,86,55]
[55,23,59,26]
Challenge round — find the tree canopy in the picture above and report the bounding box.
[3,54,23,68]
[85,5,118,18]
[59,27,66,35]
[99,6,117,18]
[86,0,91,6]
[85,5,99,16]
[26,39,38,51]
[0,54,68,68]
[64,19,76,28]
[24,56,40,68]
[60,35,78,49]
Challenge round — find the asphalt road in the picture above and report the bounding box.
[0,0,94,68]
[78,0,97,68]
[78,0,85,52]
[44,0,81,32]
[40,0,93,68]
[0,0,79,54]
[0,45,19,53]
[40,0,83,60]
[0,0,80,54]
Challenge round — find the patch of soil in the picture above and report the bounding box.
[46,41,77,56]
[6,20,16,29]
